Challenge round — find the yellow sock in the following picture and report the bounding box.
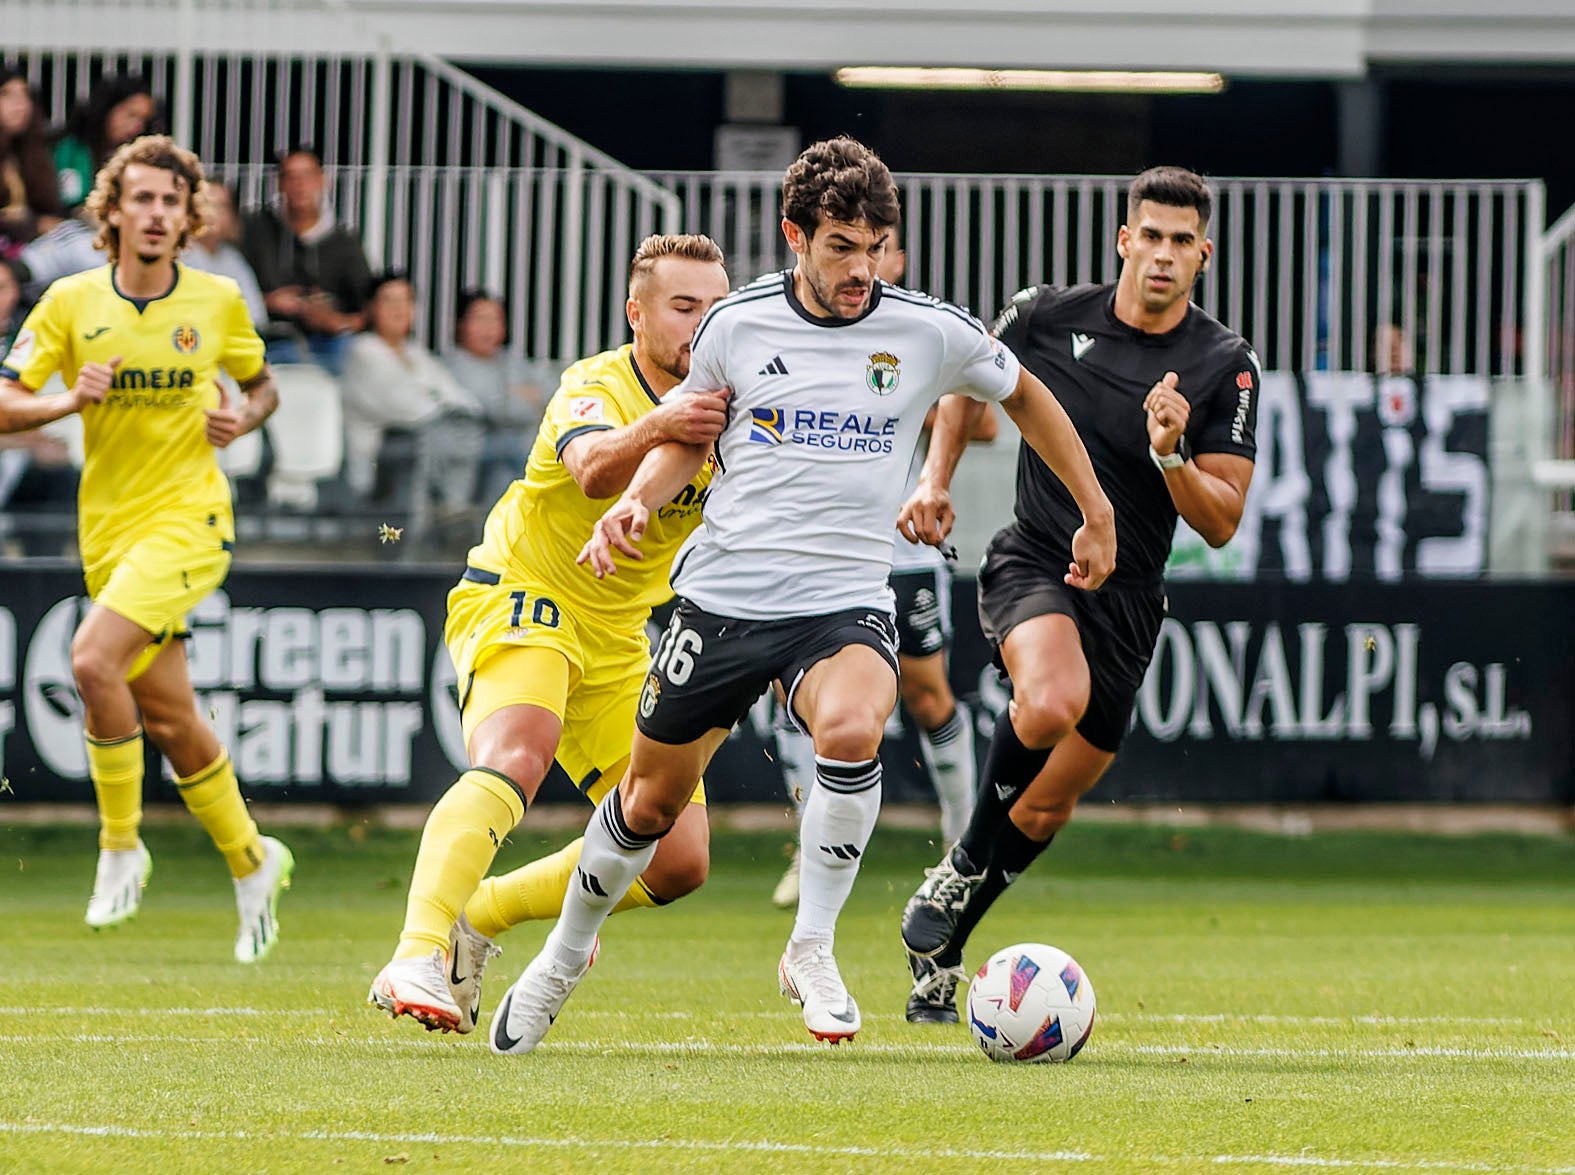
[175,750,263,879]
[464,836,661,937]
[396,768,526,960]
[86,730,145,851]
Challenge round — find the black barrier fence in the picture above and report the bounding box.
[0,562,1570,808]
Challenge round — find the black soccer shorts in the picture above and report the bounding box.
[636,598,900,746]
[890,566,953,659]
[977,525,1166,753]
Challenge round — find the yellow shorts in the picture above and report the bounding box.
[84,515,234,682]
[445,575,705,806]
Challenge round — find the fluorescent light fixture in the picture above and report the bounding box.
[834,67,1226,94]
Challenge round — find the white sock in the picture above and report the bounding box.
[775,725,816,814]
[547,787,658,969]
[918,703,976,845]
[792,755,882,946]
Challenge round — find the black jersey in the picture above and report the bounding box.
[993,283,1259,590]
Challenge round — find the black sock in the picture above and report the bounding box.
[956,715,1051,865]
[947,819,1055,957]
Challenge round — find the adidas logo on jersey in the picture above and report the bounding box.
[758,355,789,376]
[1071,332,1096,360]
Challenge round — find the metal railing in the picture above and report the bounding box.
[1539,202,1575,555]
[658,170,1546,380]
[1545,202,1575,461]
[3,36,679,363]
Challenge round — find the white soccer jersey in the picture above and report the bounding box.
[667,271,1020,619]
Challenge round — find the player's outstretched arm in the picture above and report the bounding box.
[577,439,712,578]
[562,389,730,499]
[0,358,118,434]
[1001,367,1117,590]
[1143,371,1254,547]
[204,366,280,450]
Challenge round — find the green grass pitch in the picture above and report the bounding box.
[2,818,1572,1173]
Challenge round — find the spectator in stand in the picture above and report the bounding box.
[1373,322,1414,376]
[184,180,267,325]
[340,273,484,514]
[52,75,159,212]
[0,258,21,346]
[0,258,76,554]
[445,289,549,503]
[0,69,64,257]
[16,204,103,305]
[241,146,371,374]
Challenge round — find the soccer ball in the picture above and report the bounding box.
[965,942,1096,1063]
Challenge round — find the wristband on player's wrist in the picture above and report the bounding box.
[1149,437,1189,471]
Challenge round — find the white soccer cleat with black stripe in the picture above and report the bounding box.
[489,938,599,1056]
[232,835,294,963]
[779,939,861,1043]
[84,841,153,929]
[448,913,502,1035]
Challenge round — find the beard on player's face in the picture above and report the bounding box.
[643,329,690,382]
[803,253,871,319]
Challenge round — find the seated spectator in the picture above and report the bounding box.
[53,75,159,212]
[444,289,548,503]
[339,273,484,514]
[0,69,64,258]
[241,146,371,375]
[0,258,77,554]
[1373,322,1414,375]
[16,204,103,305]
[183,179,267,325]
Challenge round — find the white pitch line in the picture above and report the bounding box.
[1,1121,1571,1174]
[0,1006,1554,1029]
[1132,1045,1575,1061]
[3,1035,1572,1061]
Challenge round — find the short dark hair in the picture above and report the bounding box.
[781,137,901,239]
[366,270,411,303]
[1127,166,1213,229]
[454,287,506,344]
[278,144,323,169]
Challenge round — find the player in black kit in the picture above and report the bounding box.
[895,166,1261,1023]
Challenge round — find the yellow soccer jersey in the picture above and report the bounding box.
[0,264,265,562]
[467,344,711,631]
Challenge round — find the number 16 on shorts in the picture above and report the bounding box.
[652,612,703,686]
[643,613,703,718]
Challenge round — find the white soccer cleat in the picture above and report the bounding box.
[489,938,599,1056]
[771,846,801,910]
[449,913,502,1035]
[85,841,153,929]
[232,836,294,963]
[369,949,464,1033]
[778,939,861,1043]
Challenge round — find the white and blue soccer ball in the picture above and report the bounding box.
[965,942,1096,1063]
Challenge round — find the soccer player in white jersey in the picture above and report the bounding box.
[489,137,1116,1053]
[770,231,997,912]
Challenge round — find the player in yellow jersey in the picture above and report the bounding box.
[370,234,731,1034]
[0,137,293,962]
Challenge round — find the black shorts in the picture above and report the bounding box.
[977,526,1166,753]
[636,598,900,746]
[889,567,953,659]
